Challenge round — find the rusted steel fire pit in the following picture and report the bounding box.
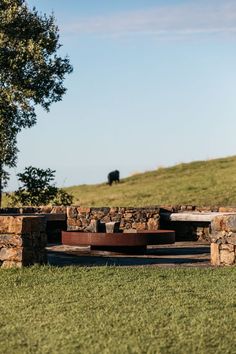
[62,230,175,254]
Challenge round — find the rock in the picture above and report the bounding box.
[1,261,22,269]
[220,249,235,265]
[51,206,66,214]
[124,213,133,220]
[67,218,82,227]
[221,244,235,252]
[77,207,91,215]
[131,222,146,231]
[102,216,111,223]
[0,235,23,247]
[0,215,47,268]
[0,216,25,234]
[147,218,159,230]
[211,243,220,266]
[0,247,23,262]
[110,207,118,215]
[219,207,236,213]
[227,234,236,245]
[211,215,236,232]
[67,207,78,219]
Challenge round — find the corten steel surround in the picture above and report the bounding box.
[61,230,175,253]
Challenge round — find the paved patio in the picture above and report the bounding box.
[46,242,211,267]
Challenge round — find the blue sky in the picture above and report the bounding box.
[8,0,236,189]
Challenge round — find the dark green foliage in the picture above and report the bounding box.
[52,188,74,206]
[11,166,73,206]
[0,0,73,205]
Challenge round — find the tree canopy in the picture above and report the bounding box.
[0,0,73,206]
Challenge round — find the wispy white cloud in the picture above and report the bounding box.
[63,0,236,40]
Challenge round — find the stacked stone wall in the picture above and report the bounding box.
[67,207,160,232]
[0,216,47,268]
[0,206,67,214]
[210,215,236,266]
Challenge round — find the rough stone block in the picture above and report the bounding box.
[0,247,23,262]
[77,207,91,215]
[221,244,235,252]
[123,229,137,233]
[131,222,146,231]
[1,261,22,269]
[0,234,23,247]
[110,207,118,215]
[220,249,235,265]
[219,207,236,213]
[51,206,66,214]
[211,243,220,266]
[210,231,223,243]
[226,234,236,245]
[0,216,46,235]
[211,215,236,232]
[67,218,82,227]
[102,215,111,223]
[124,213,133,220]
[0,216,25,234]
[147,218,159,230]
[67,207,78,219]
[39,206,52,214]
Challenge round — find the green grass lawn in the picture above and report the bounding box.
[1,266,236,354]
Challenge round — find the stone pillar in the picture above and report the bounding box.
[0,215,47,268]
[210,215,236,266]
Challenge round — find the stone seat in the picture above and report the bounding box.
[161,212,236,222]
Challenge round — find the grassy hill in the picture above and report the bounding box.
[64,155,236,207]
[3,155,236,207]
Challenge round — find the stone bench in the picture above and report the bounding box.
[161,211,235,222]
[161,211,236,265]
[160,211,236,243]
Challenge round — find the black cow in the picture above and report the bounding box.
[107,170,120,186]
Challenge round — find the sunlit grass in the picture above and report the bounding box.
[65,155,236,206]
[0,266,236,354]
[3,155,236,207]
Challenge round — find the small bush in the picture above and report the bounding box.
[10,166,73,206]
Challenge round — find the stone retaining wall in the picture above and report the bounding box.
[0,215,47,268]
[1,206,236,267]
[0,207,67,243]
[210,215,236,266]
[0,206,66,214]
[67,207,160,232]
